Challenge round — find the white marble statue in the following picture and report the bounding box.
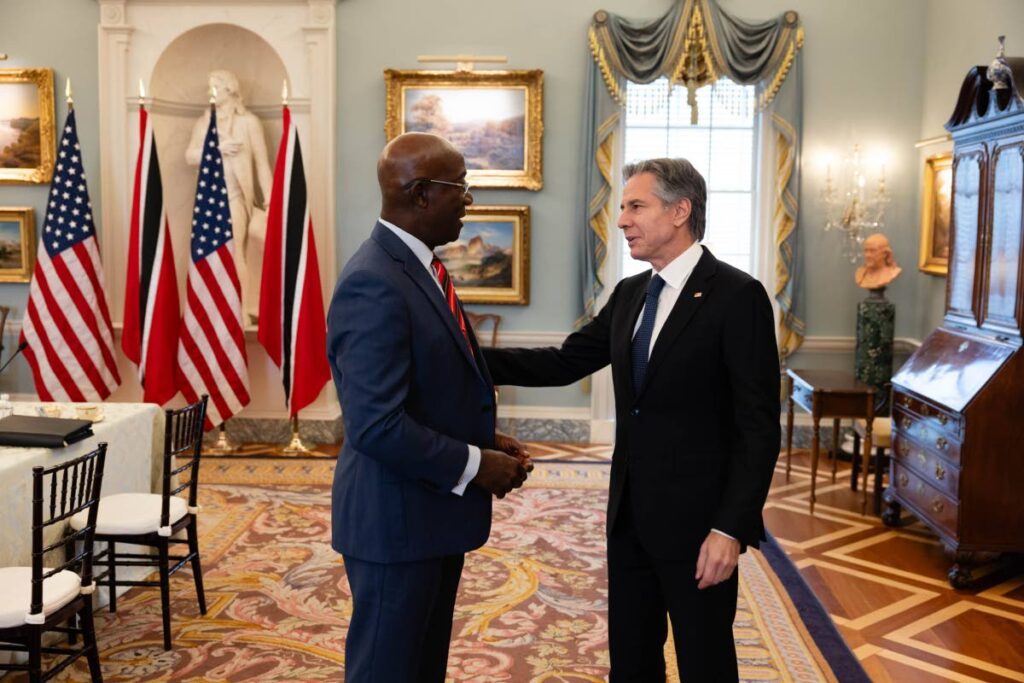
[855,232,902,290]
[186,70,273,324]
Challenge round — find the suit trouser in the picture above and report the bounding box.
[608,489,739,683]
[342,553,465,683]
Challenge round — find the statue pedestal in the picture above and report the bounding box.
[855,287,895,415]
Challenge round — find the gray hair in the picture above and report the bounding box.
[623,158,706,241]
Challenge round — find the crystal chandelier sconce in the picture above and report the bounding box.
[821,144,891,262]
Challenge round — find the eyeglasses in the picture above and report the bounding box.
[405,178,472,197]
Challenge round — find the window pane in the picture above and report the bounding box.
[708,129,753,191]
[621,77,757,278]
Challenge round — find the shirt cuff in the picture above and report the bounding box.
[451,445,481,496]
[711,528,737,541]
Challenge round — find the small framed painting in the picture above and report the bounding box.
[384,69,543,190]
[435,205,530,304]
[0,68,56,184]
[919,152,952,276]
[0,207,36,282]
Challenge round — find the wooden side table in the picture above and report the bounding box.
[785,369,876,514]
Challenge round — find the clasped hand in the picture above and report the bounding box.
[473,431,533,498]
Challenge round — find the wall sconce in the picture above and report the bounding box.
[821,144,891,262]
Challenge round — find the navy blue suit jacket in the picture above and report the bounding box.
[327,223,497,564]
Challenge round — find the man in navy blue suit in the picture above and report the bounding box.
[327,132,530,682]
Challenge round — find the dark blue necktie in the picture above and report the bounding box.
[631,274,666,394]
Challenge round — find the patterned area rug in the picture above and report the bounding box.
[42,458,859,682]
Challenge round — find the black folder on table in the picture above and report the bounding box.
[0,415,94,448]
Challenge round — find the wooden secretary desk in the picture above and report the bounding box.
[884,56,1024,588]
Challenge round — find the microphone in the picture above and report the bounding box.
[0,341,28,375]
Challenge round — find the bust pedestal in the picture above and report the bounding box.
[854,287,894,415]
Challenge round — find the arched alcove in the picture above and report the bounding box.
[150,24,288,319]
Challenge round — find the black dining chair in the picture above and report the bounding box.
[70,396,208,651]
[0,442,108,682]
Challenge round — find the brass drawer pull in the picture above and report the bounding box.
[898,441,910,457]
[936,437,948,450]
[932,498,945,514]
[898,473,909,487]
[916,452,927,467]
[901,417,912,431]
[935,463,946,481]
[915,482,925,495]
[900,395,912,407]
[938,414,949,426]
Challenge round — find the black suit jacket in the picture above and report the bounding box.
[483,248,781,559]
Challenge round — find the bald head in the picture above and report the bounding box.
[377,132,471,248]
[379,133,461,198]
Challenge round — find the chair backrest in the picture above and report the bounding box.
[465,312,502,348]
[161,395,208,527]
[31,442,108,616]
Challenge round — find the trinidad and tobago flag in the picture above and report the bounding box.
[122,105,180,404]
[258,105,329,416]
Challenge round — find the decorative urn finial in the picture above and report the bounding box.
[987,35,1011,90]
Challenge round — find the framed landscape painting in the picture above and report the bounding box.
[384,69,543,190]
[919,152,952,276]
[0,207,36,282]
[434,205,530,304]
[0,68,55,184]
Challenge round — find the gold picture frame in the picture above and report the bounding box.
[435,205,530,304]
[384,69,544,190]
[0,207,37,282]
[0,68,56,184]
[919,152,953,276]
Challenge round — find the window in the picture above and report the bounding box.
[621,78,758,279]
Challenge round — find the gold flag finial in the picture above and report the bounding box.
[65,77,73,105]
[138,78,146,106]
[282,79,289,106]
[209,82,217,105]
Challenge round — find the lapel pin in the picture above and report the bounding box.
[694,292,703,298]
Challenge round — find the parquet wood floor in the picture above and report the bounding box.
[759,448,1023,681]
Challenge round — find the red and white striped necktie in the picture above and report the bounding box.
[430,257,473,356]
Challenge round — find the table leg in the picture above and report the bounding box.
[874,446,885,515]
[862,424,873,515]
[831,418,840,483]
[785,376,795,482]
[851,431,861,491]
[810,416,821,515]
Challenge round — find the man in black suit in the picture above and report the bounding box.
[482,158,781,681]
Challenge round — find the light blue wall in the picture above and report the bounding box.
[0,0,100,394]
[0,0,1018,407]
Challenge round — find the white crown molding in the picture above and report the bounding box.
[492,331,924,354]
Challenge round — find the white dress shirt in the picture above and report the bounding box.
[631,242,735,543]
[379,218,481,496]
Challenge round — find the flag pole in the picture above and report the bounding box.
[282,414,313,455]
[277,78,314,457]
[203,79,240,456]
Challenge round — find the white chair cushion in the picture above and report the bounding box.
[0,566,82,628]
[69,493,188,535]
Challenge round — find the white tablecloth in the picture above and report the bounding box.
[0,402,164,567]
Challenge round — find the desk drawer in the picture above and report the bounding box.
[892,462,960,541]
[892,390,963,440]
[893,434,960,499]
[893,408,962,466]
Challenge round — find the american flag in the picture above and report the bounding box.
[258,105,329,417]
[20,108,121,401]
[176,107,250,429]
